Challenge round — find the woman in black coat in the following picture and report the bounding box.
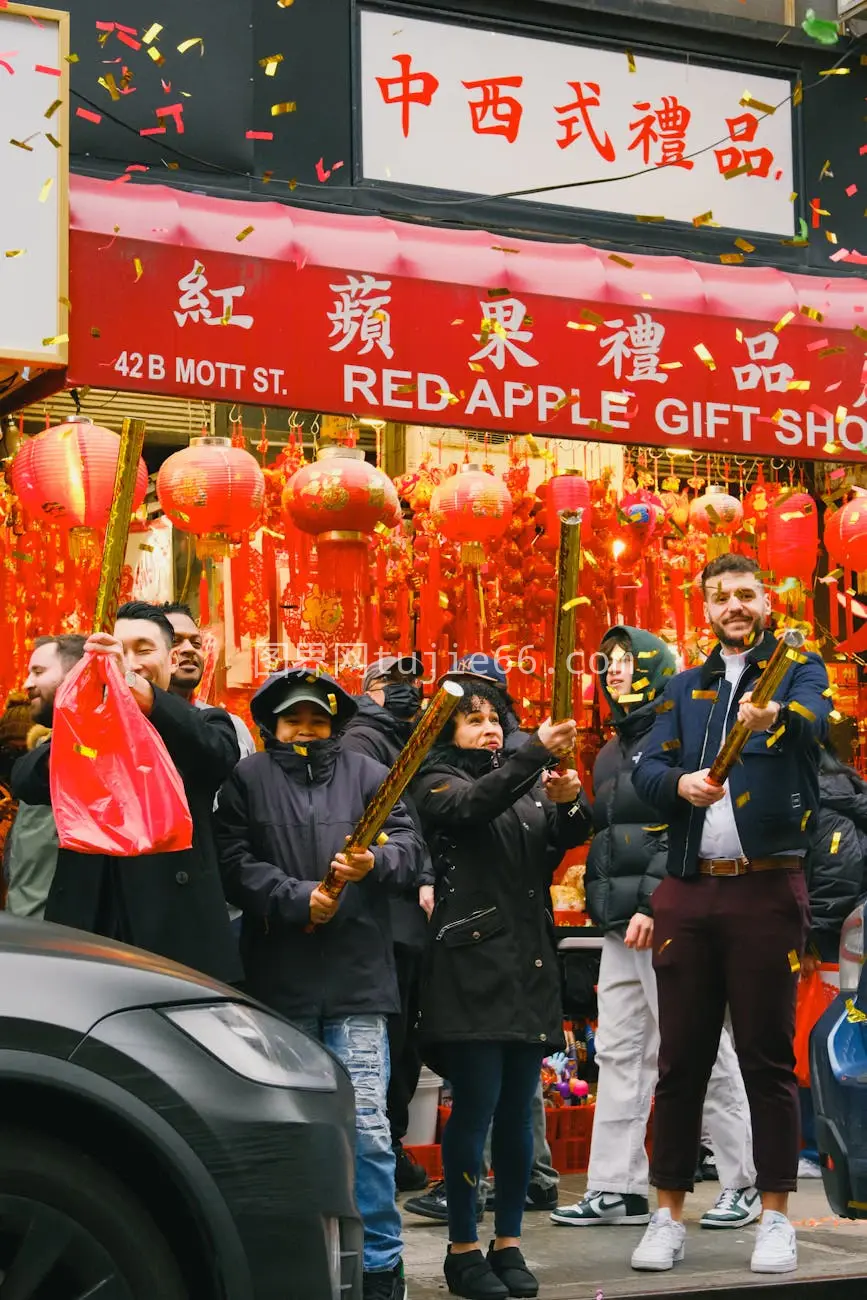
[805,745,867,967]
[412,682,589,1300]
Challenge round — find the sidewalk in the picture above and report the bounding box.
[401,1176,867,1298]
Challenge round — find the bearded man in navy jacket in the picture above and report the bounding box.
[630,554,829,1278]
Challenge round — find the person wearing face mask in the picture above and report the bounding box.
[632,555,830,1276]
[11,603,242,983]
[161,602,256,759]
[214,666,422,1300]
[412,685,590,1300]
[552,627,757,1234]
[341,655,431,1194]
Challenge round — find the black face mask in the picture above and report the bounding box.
[383,682,421,722]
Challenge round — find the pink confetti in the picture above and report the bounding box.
[111,174,132,185]
[116,31,141,50]
[0,50,16,75]
[76,107,102,124]
[161,79,171,94]
[825,381,842,392]
[34,64,61,76]
[95,21,115,30]
[126,164,148,172]
[829,248,851,262]
[861,145,867,155]
[155,102,184,133]
[246,130,273,140]
[139,126,166,136]
[846,184,858,196]
[806,338,830,351]
[316,157,331,182]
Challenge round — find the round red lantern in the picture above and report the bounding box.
[766,492,818,584]
[11,415,148,541]
[157,436,265,557]
[837,498,867,571]
[689,486,744,535]
[430,464,513,565]
[546,474,591,537]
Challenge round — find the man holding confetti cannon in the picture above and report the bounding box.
[632,553,831,1276]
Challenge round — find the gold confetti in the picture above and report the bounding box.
[618,694,646,705]
[98,73,121,102]
[133,258,143,282]
[660,361,683,370]
[643,825,669,832]
[801,305,824,322]
[736,792,751,808]
[41,333,68,346]
[658,939,672,954]
[38,178,53,204]
[692,210,714,227]
[327,693,337,715]
[854,325,867,341]
[801,810,813,831]
[177,38,204,54]
[789,701,816,721]
[260,53,284,75]
[9,139,34,152]
[723,162,751,180]
[836,405,848,424]
[740,92,776,115]
[766,725,786,748]
[142,22,163,44]
[793,80,803,105]
[719,253,744,264]
[44,99,62,119]
[45,134,61,149]
[693,343,716,371]
[655,700,674,713]
[567,321,596,331]
[636,214,665,223]
[4,249,25,258]
[608,254,634,268]
[376,832,389,846]
[787,379,810,391]
[830,831,841,855]
[637,650,658,659]
[819,67,850,75]
[65,53,80,64]
[561,597,590,611]
[236,225,255,241]
[277,0,295,5]
[626,49,636,72]
[846,998,867,1024]
[58,295,70,310]
[632,677,651,690]
[261,170,274,183]
[788,950,801,973]
[292,744,308,756]
[826,230,838,245]
[271,101,297,115]
[74,743,98,759]
[661,738,681,750]
[147,47,165,66]
[734,238,755,253]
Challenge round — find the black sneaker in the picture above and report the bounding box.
[404,1180,485,1224]
[525,1182,558,1211]
[698,1145,719,1182]
[444,1247,508,1300]
[395,1142,429,1192]
[487,1241,538,1298]
[363,1259,407,1300]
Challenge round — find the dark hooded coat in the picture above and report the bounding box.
[214,669,423,1019]
[411,735,591,1065]
[585,627,677,935]
[806,750,867,960]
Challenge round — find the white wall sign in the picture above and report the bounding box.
[360,10,794,236]
[0,4,70,382]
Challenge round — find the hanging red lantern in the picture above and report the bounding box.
[766,492,818,584]
[10,415,148,546]
[546,474,591,538]
[157,436,265,557]
[430,463,513,565]
[837,498,867,572]
[283,447,401,635]
[689,485,744,535]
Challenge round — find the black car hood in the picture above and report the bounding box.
[0,914,239,1039]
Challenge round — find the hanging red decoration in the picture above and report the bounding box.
[11,415,148,544]
[767,492,818,584]
[824,506,847,567]
[430,463,512,565]
[157,436,265,557]
[688,485,744,535]
[837,498,867,572]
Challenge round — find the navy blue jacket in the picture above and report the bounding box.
[633,629,830,878]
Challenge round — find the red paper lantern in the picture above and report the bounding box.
[837,498,867,571]
[689,486,744,535]
[11,415,148,536]
[546,474,591,536]
[430,464,513,565]
[766,492,818,584]
[157,436,265,557]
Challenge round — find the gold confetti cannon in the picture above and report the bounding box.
[310,680,464,922]
[550,511,585,770]
[706,629,806,788]
[93,417,147,633]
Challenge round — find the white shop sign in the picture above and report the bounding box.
[360,9,795,236]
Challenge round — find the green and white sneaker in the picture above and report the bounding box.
[700,1186,762,1229]
[551,1190,651,1226]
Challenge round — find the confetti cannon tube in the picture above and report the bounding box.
[314,679,464,908]
[705,628,806,788]
[92,418,147,633]
[550,511,584,770]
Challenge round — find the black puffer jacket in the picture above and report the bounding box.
[806,751,867,960]
[585,627,677,935]
[214,669,423,1019]
[341,694,429,950]
[412,737,591,1068]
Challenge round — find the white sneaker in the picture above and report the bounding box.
[798,1156,823,1179]
[631,1209,686,1271]
[700,1186,762,1229]
[751,1211,798,1274]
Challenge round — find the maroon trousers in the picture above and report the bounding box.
[650,869,811,1193]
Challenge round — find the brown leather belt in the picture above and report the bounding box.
[698,856,801,877]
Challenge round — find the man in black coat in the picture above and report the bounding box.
[341,653,430,1192]
[12,602,242,984]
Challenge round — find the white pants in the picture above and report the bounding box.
[587,933,755,1197]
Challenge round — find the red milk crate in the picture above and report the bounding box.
[546,1104,594,1174]
[405,1143,443,1180]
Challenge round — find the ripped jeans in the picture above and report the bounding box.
[293,1015,402,1274]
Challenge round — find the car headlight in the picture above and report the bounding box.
[163,1003,338,1090]
[839,901,865,995]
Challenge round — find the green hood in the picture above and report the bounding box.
[598,625,677,727]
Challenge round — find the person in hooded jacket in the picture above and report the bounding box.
[341,653,431,1193]
[214,666,423,1300]
[552,627,757,1234]
[412,682,589,1300]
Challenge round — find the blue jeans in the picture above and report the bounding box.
[438,1042,545,1243]
[293,1015,402,1274]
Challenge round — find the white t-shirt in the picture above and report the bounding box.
[698,651,749,859]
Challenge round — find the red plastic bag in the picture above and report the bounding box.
[794,971,837,1087]
[50,653,193,856]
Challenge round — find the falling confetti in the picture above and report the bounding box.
[693,343,717,371]
[34,63,61,76]
[133,258,143,281]
[76,107,102,124]
[801,8,839,43]
[271,101,297,115]
[259,53,284,75]
[142,22,163,45]
[246,130,274,140]
[4,249,25,258]
[44,98,61,118]
[41,333,68,346]
[177,38,204,54]
[38,178,53,203]
[740,92,776,115]
[236,225,255,241]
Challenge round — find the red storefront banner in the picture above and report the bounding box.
[68,177,867,461]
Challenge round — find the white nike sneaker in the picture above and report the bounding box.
[551,1190,651,1227]
[631,1208,686,1271]
[751,1211,798,1274]
[700,1186,762,1229]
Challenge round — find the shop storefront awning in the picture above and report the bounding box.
[67,175,867,461]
